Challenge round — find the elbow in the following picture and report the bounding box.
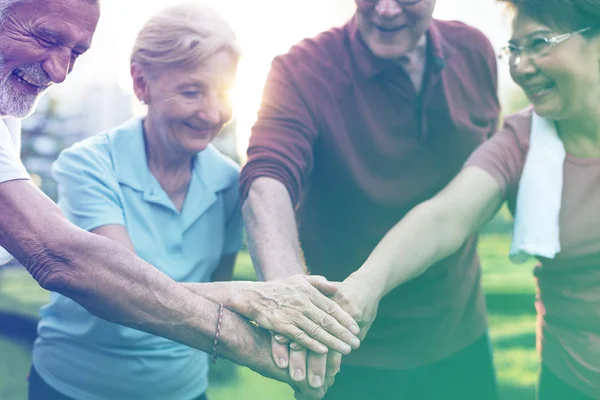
[22,232,83,295]
[26,243,78,293]
[420,200,470,256]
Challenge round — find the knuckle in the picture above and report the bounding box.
[321,314,335,328]
[293,330,307,342]
[308,324,321,338]
[323,300,338,314]
[326,337,339,349]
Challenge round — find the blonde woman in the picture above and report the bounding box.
[28,4,359,400]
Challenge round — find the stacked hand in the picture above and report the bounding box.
[240,274,362,355]
[271,275,381,399]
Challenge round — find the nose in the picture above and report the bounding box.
[510,52,538,82]
[198,91,224,126]
[42,48,71,84]
[375,0,403,18]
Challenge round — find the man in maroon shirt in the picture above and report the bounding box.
[240,0,500,398]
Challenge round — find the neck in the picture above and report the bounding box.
[143,117,194,174]
[556,110,600,158]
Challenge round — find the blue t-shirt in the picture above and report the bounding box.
[32,117,243,400]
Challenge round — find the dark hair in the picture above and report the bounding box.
[498,0,600,35]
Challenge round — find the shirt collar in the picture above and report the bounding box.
[109,117,231,217]
[348,15,455,80]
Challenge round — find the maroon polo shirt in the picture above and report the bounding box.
[240,16,500,368]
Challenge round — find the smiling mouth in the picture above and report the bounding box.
[523,82,556,98]
[12,69,51,91]
[372,23,407,33]
[184,122,213,134]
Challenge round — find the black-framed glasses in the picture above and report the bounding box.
[360,0,424,5]
[498,26,594,67]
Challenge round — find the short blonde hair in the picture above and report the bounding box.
[130,3,240,76]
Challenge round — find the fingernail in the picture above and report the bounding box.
[350,337,360,348]
[342,344,351,354]
[317,344,328,354]
[294,368,305,380]
[351,324,360,335]
[278,357,288,368]
[311,375,323,388]
[274,334,285,341]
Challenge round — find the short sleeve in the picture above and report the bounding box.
[221,177,243,255]
[465,112,531,199]
[0,122,29,183]
[51,135,125,232]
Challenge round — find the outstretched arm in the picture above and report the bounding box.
[0,179,327,398]
[322,167,505,338]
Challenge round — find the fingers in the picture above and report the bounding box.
[289,342,308,382]
[307,288,361,338]
[284,325,329,354]
[305,275,339,297]
[299,310,360,354]
[271,334,291,369]
[307,350,327,388]
[326,351,342,378]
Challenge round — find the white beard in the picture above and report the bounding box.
[0,55,47,118]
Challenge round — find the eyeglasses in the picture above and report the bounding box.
[498,26,594,67]
[360,0,424,5]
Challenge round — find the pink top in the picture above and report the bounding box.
[467,108,600,398]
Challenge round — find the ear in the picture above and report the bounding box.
[130,63,151,104]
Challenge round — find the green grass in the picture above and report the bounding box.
[0,234,538,400]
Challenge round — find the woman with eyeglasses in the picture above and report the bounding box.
[334,0,600,399]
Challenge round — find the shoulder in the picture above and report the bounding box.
[54,132,114,175]
[272,24,349,82]
[501,107,533,150]
[199,145,240,191]
[436,20,494,54]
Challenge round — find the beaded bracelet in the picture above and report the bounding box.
[212,303,224,364]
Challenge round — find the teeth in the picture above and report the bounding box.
[13,69,44,87]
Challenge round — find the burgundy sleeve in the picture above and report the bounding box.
[239,56,319,206]
[464,114,530,199]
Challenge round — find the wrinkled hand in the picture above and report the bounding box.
[271,274,379,395]
[245,274,361,354]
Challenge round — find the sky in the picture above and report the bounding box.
[54,0,517,152]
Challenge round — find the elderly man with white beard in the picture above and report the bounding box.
[0,1,361,398]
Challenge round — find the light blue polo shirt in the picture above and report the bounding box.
[32,117,243,400]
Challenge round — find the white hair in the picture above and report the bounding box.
[0,0,99,24]
[131,2,240,76]
[0,0,26,23]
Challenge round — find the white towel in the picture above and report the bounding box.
[509,112,565,264]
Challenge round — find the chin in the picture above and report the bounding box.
[530,100,563,121]
[186,140,212,154]
[367,42,410,59]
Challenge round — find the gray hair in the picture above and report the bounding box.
[131,2,240,77]
[0,0,26,23]
[0,0,99,24]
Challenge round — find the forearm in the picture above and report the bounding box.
[0,181,287,380]
[350,167,505,299]
[243,177,305,280]
[350,200,469,300]
[183,280,255,318]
